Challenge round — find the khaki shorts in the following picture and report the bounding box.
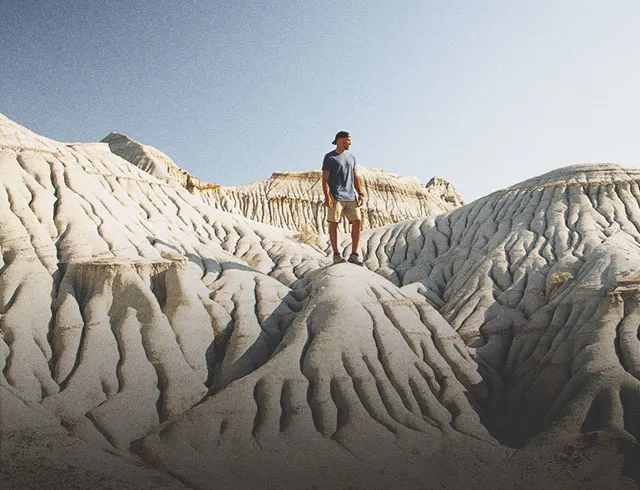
[327,199,362,223]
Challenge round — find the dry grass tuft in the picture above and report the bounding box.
[242,255,262,269]
[294,224,319,246]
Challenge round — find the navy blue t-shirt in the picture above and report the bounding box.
[322,150,357,201]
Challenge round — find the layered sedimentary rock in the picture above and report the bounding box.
[102,132,464,234]
[0,114,324,487]
[358,164,640,458]
[215,167,465,234]
[2,113,640,488]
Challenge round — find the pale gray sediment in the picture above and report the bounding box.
[1,113,639,488]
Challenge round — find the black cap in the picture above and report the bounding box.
[332,131,350,145]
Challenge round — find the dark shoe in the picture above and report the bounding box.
[347,252,364,266]
[333,252,346,264]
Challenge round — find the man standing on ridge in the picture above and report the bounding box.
[322,131,365,266]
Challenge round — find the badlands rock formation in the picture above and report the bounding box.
[2,112,640,488]
[100,132,181,185]
[102,132,464,234]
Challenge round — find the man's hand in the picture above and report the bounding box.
[324,196,334,208]
[357,193,364,207]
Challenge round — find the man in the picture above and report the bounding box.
[322,131,365,266]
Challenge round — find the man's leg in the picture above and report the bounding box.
[329,221,346,264]
[347,219,364,265]
[350,219,361,253]
[343,202,364,266]
[329,221,339,253]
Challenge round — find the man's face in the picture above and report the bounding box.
[340,136,352,149]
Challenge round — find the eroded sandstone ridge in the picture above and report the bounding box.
[2,113,640,488]
[101,132,464,234]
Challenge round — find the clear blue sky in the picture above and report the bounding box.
[2,1,640,202]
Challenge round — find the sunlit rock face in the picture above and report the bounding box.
[101,132,182,185]
[102,132,464,234]
[1,112,640,488]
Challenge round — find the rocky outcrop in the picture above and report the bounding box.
[101,132,192,187]
[2,113,640,488]
[0,114,325,487]
[358,163,640,452]
[101,132,464,234]
[426,175,464,206]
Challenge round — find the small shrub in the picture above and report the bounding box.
[550,272,574,286]
[547,271,575,299]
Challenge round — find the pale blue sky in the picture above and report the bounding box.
[2,1,639,201]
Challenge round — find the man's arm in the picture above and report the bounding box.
[322,170,333,207]
[354,169,364,207]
